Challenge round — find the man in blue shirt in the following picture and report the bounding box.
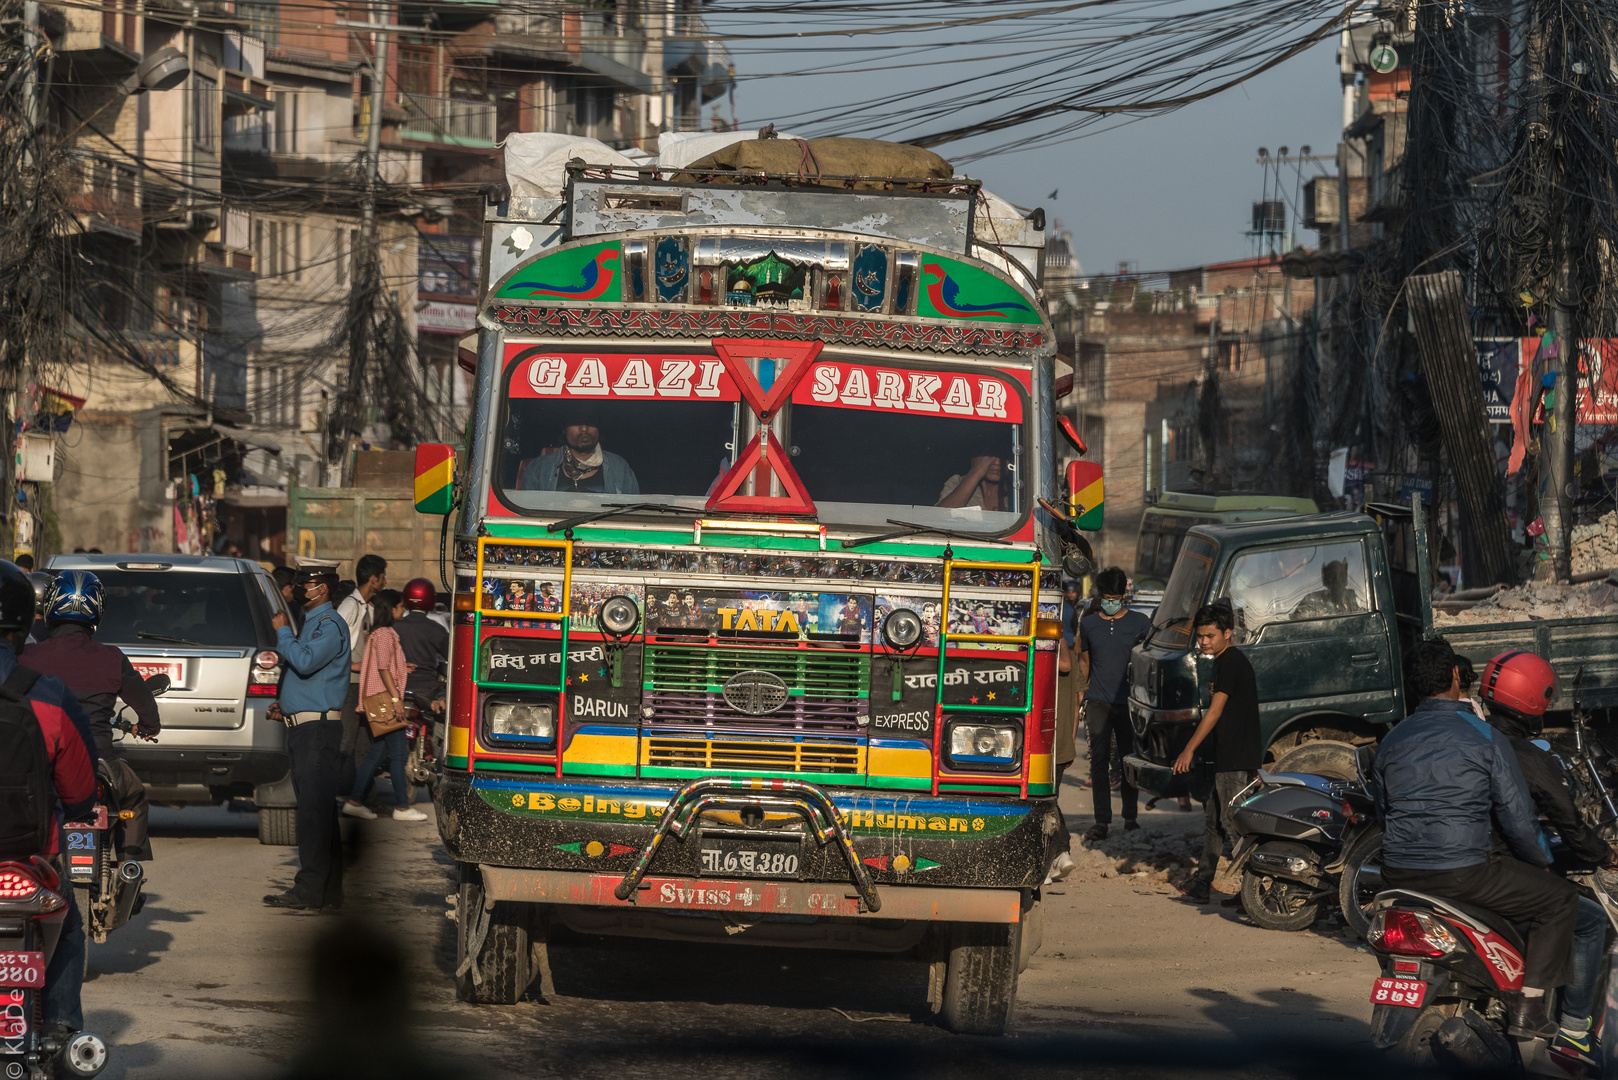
[1077,567,1153,840]
[264,567,351,911]
[1372,639,1578,1039]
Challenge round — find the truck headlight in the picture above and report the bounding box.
[882,607,923,650]
[946,722,1020,771]
[598,594,640,637]
[484,697,555,746]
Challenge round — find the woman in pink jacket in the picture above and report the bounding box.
[343,590,427,821]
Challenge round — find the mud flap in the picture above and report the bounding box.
[1017,890,1043,974]
[1370,1003,1420,1050]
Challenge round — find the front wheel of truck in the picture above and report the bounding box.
[940,921,1021,1035]
[455,875,532,1005]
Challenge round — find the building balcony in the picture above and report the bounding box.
[399,93,497,148]
[67,151,141,241]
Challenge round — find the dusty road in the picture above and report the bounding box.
[83,769,1387,1079]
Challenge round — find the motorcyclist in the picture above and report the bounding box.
[24,570,160,860]
[1370,638,1578,1041]
[1474,649,1616,1068]
[393,579,448,713]
[0,562,99,1042]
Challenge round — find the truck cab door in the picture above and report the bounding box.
[1216,537,1399,739]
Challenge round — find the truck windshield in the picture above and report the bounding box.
[1149,536,1216,648]
[495,351,1025,533]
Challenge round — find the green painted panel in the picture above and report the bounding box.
[493,240,622,304]
[916,256,1041,325]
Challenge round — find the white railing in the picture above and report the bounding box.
[400,93,497,146]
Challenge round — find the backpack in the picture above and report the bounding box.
[0,667,56,861]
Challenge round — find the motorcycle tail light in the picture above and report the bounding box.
[0,872,39,900]
[1367,908,1459,957]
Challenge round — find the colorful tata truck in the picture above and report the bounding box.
[424,139,1085,1034]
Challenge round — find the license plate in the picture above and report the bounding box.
[1370,977,1428,1008]
[0,953,45,989]
[698,836,803,878]
[129,659,185,684]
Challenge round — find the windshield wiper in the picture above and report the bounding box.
[136,632,209,647]
[841,519,1015,550]
[546,502,705,534]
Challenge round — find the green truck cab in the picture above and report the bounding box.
[1123,500,1618,796]
[1134,492,1320,592]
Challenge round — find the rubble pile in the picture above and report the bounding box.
[1434,578,1618,626]
[1573,511,1618,577]
[1070,828,1231,889]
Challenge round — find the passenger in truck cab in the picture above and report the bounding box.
[520,404,641,495]
[936,443,1009,512]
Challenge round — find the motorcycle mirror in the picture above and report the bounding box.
[1531,738,1552,752]
[144,673,171,697]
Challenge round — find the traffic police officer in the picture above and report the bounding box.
[264,566,351,910]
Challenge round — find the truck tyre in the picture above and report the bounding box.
[256,807,297,847]
[455,878,531,1005]
[1270,740,1362,781]
[940,921,1020,1035]
[1337,826,1383,941]
[1239,870,1321,931]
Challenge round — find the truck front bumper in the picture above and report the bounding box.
[436,771,1059,891]
[480,866,1022,922]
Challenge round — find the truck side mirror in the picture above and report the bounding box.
[414,444,456,515]
[1067,460,1103,531]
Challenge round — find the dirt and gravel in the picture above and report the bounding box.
[84,754,1386,1080]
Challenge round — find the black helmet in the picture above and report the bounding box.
[0,561,37,632]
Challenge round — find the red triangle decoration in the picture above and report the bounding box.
[712,338,824,420]
[705,431,817,515]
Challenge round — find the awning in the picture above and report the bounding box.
[213,424,286,454]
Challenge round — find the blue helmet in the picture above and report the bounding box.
[45,570,104,627]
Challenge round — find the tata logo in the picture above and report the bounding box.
[722,670,789,716]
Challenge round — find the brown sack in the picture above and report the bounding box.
[680,137,954,189]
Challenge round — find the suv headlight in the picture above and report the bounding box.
[946,722,1020,771]
[484,697,556,746]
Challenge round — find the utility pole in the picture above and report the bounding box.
[1541,250,1577,581]
[10,1,42,560]
[359,1,389,256]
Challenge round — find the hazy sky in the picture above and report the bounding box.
[712,26,1346,278]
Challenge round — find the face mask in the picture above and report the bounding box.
[291,585,308,606]
[1100,598,1125,616]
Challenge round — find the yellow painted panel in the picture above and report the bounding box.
[1027,752,1053,787]
[564,731,638,767]
[868,744,934,779]
[448,723,471,760]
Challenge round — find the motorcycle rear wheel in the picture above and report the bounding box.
[1337,826,1383,941]
[1239,871,1321,931]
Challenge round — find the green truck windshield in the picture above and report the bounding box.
[1149,536,1216,648]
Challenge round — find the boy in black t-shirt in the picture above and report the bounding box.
[1172,602,1261,902]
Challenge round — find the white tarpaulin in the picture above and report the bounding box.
[503,133,639,199]
[656,129,803,171]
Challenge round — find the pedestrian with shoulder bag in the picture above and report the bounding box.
[344,591,426,822]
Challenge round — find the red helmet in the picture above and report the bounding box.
[402,578,436,612]
[1480,651,1558,718]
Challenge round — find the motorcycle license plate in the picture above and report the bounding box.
[1370,977,1428,1008]
[0,953,45,989]
[698,836,803,879]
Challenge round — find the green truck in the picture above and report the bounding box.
[1124,499,1618,795]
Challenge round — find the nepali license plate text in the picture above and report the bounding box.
[0,953,45,989]
[1370,977,1427,1008]
[129,659,185,684]
[698,838,802,878]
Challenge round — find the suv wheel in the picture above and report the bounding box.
[257,807,297,846]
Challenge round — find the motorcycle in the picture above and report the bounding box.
[0,856,106,1078]
[64,674,168,945]
[401,691,439,806]
[1365,884,1618,1074]
[1225,757,1384,938]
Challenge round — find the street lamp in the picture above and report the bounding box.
[119,47,191,96]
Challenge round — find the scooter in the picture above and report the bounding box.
[65,674,168,945]
[1225,761,1383,938]
[0,856,106,1078]
[1364,884,1618,1074]
[401,692,439,806]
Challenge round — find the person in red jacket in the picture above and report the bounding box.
[0,563,98,1041]
[25,570,158,860]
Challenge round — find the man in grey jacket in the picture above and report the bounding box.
[1371,639,1579,1039]
[520,405,640,494]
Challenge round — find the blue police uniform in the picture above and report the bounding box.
[272,601,350,908]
